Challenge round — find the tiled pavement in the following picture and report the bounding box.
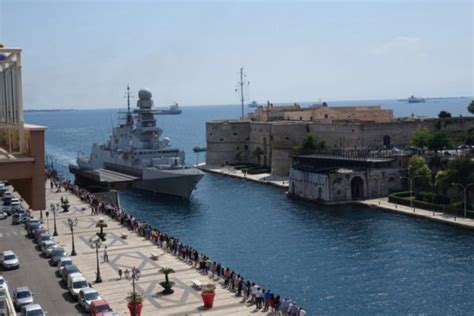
[46,183,258,315]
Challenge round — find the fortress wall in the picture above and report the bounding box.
[247,123,272,165]
[205,117,474,174]
[206,121,250,165]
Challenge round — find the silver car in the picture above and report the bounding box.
[78,287,101,312]
[13,287,34,310]
[21,303,47,316]
[1,250,20,269]
[40,240,56,257]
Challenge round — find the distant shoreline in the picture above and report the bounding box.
[24,109,76,113]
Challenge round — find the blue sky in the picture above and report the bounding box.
[1,0,472,108]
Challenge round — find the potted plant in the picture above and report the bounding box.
[126,291,144,316]
[60,196,70,212]
[201,283,216,308]
[159,267,175,295]
[96,218,108,241]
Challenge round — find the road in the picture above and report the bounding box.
[0,216,86,315]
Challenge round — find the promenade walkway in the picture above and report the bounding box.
[198,164,289,189]
[46,182,256,315]
[359,198,474,230]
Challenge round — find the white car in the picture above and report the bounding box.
[68,273,88,299]
[21,303,46,315]
[1,250,20,269]
[13,287,34,310]
[0,211,7,220]
[0,275,8,292]
[78,287,101,311]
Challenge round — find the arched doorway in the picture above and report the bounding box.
[383,135,391,148]
[351,176,365,200]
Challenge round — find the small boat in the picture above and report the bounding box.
[157,103,182,115]
[193,146,207,152]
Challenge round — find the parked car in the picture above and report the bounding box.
[13,287,34,310]
[57,257,73,274]
[0,275,8,292]
[12,213,25,225]
[78,287,101,312]
[27,223,42,237]
[2,191,12,205]
[90,299,113,316]
[40,240,57,257]
[0,211,7,220]
[21,303,46,316]
[50,247,68,266]
[25,218,39,229]
[61,264,81,282]
[67,273,88,299]
[33,228,48,242]
[36,232,53,244]
[1,250,20,269]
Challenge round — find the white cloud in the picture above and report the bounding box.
[372,36,427,57]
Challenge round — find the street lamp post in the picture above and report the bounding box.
[50,203,59,236]
[67,218,77,256]
[451,183,474,218]
[45,211,50,233]
[400,176,422,208]
[91,239,102,283]
[131,267,141,316]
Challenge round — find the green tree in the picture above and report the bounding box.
[438,110,451,118]
[428,129,452,152]
[411,127,431,149]
[468,100,474,114]
[435,170,450,193]
[294,134,325,155]
[407,155,432,190]
[445,155,474,186]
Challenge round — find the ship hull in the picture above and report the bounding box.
[135,171,204,198]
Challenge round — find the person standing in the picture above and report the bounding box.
[118,269,123,280]
[103,246,109,262]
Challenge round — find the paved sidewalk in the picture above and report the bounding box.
[198,164,289,189]
[46,183,257,315]
[359,198,474,230]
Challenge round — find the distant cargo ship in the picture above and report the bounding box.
[157,103,182,115]
[407,95,426,103]
[248,100,258,108]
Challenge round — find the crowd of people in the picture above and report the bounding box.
[47,171,308,316]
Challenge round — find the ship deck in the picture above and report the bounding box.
[69,164,139,190]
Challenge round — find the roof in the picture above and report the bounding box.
[15,286,30,292]
[92,299,109,306]
[80,287,97,294]
[22,304,42,311]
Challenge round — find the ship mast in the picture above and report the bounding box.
[126,85,133,124]
[239,67,245,120]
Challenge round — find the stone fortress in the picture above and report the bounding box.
[206,104,473,202]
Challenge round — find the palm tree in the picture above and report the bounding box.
[159,267,175,295]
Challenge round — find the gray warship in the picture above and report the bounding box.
[73,87,204,198]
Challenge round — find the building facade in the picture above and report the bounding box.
[288,155,406,202]
[0,45,47,210]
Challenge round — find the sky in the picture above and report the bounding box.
[0,0,473,108]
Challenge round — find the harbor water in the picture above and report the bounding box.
[26,98,474,314]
